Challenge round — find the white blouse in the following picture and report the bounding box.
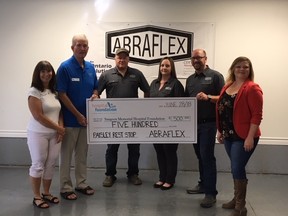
[27,87,61,133]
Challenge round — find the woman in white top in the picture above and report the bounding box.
[27,61,65,208]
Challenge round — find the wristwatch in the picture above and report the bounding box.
[207,95,212,102]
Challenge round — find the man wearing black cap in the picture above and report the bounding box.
[96,48,150,187]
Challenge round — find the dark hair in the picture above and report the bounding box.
[226,56,254,84]
[31,60,56,92]
[157,57,177,80]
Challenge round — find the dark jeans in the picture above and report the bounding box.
[193,122,218,196]
[153,144,178,184]
[224,137,259,179]
[105,144,140,177]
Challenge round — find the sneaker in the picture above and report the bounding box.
[102,176,116,187]
[200,195,216,208]
[186,184,204,194]
[128,175,142,185]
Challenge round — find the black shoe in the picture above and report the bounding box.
[186,184,204,194]
[160,184,174,190]
[153,182,164,188]
[200,195,216,208]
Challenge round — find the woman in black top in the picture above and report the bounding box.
[150,57,185,190]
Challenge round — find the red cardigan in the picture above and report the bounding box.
[216,80,263,139]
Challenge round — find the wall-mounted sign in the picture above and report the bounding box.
[106,25,193,65]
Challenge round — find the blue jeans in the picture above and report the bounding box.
[193,122,218,196]
[105,144,140,177]
[224,138,259,179]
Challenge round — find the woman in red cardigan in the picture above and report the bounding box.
[216,56,263,216]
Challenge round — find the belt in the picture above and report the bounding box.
[197,118,216,124]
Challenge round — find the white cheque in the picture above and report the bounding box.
[87,97,197,144]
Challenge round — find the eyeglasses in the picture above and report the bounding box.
[75,44,88,49]
[191,56,206,60]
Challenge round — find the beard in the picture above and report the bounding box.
[193,62,204,71]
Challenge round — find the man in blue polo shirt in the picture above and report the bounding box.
[56,34,98,200]
[95,48,150,187]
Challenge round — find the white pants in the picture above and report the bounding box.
[27,130,61,179]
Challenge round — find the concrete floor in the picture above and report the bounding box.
[0,167,287,216]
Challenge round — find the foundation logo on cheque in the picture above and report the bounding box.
[93,102,117,112]
[106,25,194,65]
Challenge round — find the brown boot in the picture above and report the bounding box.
[230,179,248,216]
[231,207,247,216]
[222,179,236,209]
[222,197,236,209]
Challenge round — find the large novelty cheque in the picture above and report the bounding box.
[87,98,197,144]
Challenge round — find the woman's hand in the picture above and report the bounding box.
[244,137,254,152]
[57,126,65,136]
[216,131,224,144]
[56,126,65,143]
[56,134,63,143]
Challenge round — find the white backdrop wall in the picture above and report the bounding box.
[0,0,288,173]
[1,0,288,144]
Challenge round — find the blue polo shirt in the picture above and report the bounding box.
[56,56,98,127]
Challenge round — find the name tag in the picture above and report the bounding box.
[165,87,172,90]
[72,78,80,81]
[129,74,136,78]
[205,77,212,81]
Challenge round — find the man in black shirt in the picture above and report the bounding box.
[185,49,224,208]
[96,48,150,187]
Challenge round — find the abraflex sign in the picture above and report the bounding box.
[105,25,194,65]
